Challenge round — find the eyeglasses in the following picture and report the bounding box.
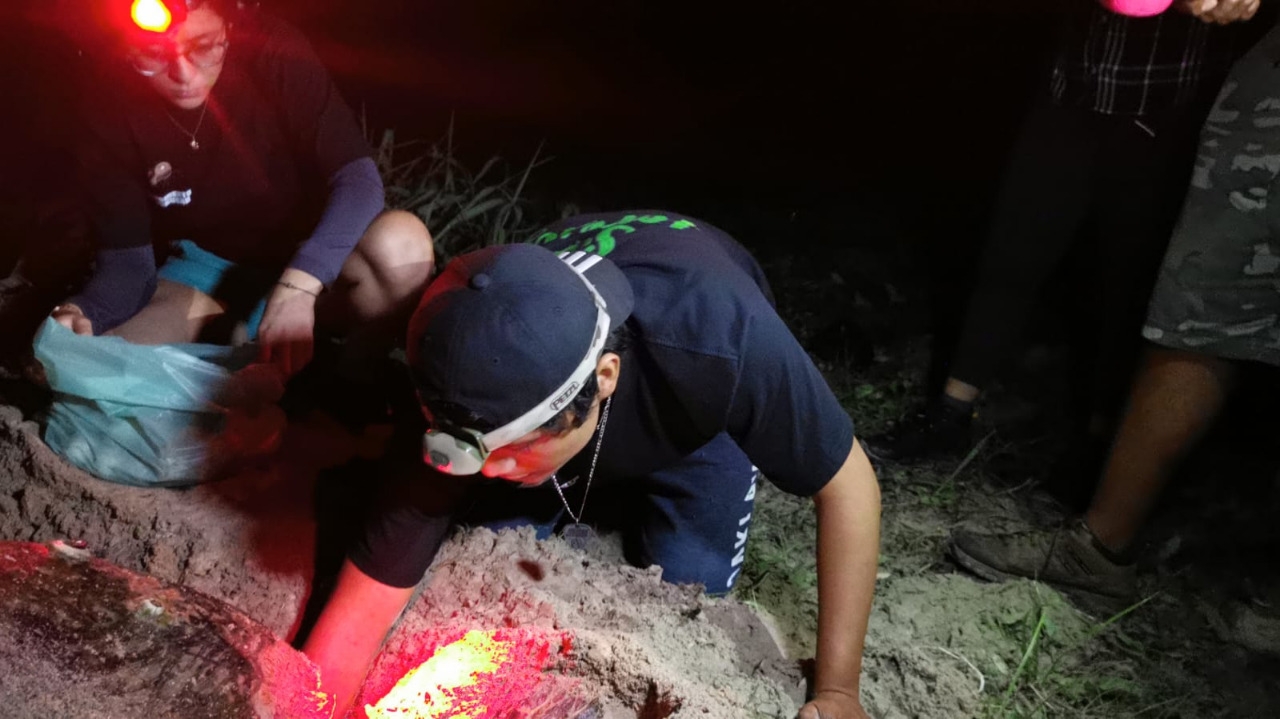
[131,35,229,76]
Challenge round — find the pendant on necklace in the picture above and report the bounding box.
[190,139,200,151]
[560,522,596,551]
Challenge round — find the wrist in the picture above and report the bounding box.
[275,280,321,300]
[814,685,860,700]
[278,269,323,295]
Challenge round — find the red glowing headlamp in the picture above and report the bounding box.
[130,0,187,34]
[1098,0,1175,17]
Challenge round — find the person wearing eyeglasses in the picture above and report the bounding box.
[301,212,882,719]
[51,0,433,380]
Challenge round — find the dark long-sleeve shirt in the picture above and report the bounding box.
[70,12,380,332]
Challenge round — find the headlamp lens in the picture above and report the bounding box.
[131,0,173,33]
[422,427,489,476]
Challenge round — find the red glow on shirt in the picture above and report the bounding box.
[131,0,173,33]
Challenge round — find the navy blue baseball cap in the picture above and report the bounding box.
[408,244,635,430]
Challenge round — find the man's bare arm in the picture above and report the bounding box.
[303,560,417,716]
[797,440,881,719]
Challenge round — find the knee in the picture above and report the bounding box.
[629,527,746,596]
[155,278,223,317]
[357,210,435,282]
[649,545,743,596]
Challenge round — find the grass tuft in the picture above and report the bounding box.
[981,590,1175,719]
[371,116,566,262]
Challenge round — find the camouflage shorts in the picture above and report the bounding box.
[1143,23,1280,367]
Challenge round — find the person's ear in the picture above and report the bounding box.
[596,352,621,400]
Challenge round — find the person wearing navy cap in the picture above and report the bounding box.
[303,211,882,719]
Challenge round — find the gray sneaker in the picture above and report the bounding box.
[950,520,1137,599]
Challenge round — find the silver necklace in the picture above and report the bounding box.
[552,396,611,549]
[166,102,210,151]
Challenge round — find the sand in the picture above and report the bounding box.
[0,402,1000,718]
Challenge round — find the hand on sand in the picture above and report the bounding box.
[796,689,870,719]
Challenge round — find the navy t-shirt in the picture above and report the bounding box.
[352,212,856,587]
[72,12,372,321]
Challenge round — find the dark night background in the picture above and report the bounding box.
[0,0,1075,379]
[0,0,1054,267]
[256,0,1047,211]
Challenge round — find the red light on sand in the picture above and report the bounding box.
[363,628,590,719]
[367,630,511,719]
[131,0,173,33]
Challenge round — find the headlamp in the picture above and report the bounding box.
[130,0,185,33]
[422,253,613,476]
[1099,0,1175,17]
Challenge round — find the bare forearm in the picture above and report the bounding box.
[303,559,416,715]
[812,441,881,700]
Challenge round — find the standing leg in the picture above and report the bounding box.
[1046,108,1209,508]
[947,102,1100,394]
[1083,108,1210,439]
[1085,348,1235,551]
[866,100,1100,462]
[1083,39,1280,544]
[947,347,1233,599]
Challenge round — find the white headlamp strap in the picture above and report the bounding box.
[477,252,611,450]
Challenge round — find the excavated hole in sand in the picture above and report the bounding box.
[356,527,806,719]
[0,410,807,718]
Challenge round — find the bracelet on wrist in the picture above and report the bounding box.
[277,280,321,298]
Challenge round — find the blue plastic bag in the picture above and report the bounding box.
[32,318,286,487]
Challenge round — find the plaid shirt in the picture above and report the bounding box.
[1050,5,1241,117]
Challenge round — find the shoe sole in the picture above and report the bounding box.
[860,442,898,467]
[950,540,1136,614]
[949,541,1019,584]
[860,440,954,467]
[858,438,889,461]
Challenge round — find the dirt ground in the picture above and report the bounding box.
[0,388,984,718]
[1,338,1279,717]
